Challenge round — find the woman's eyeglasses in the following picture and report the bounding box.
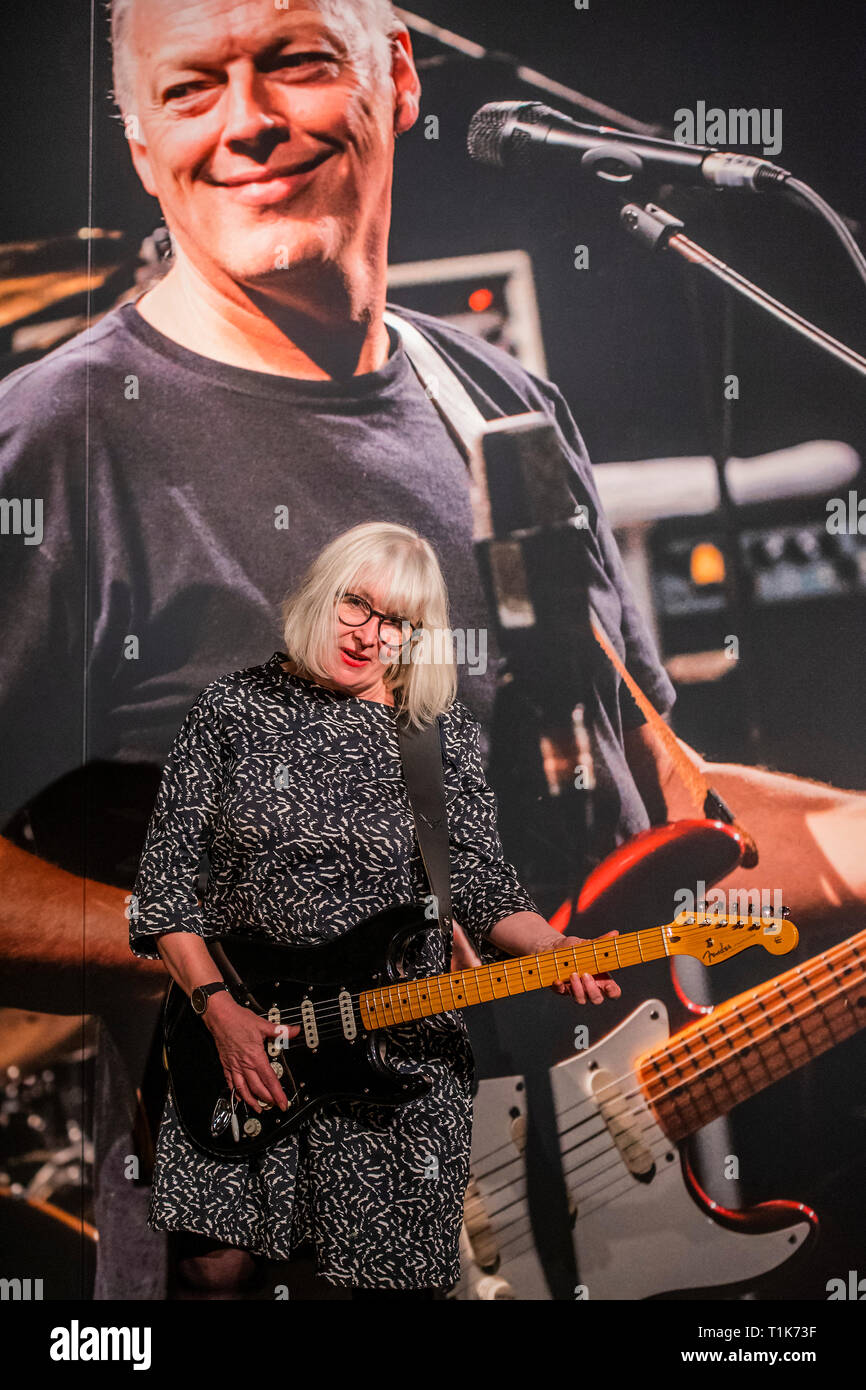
[337,593,420,648]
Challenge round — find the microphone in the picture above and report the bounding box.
[467,101,789,191]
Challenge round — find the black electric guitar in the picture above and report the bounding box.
[163,899,798,1159]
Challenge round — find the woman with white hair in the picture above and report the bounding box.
[130,520,619,1299]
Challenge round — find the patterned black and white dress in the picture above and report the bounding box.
[130,651,540,1290]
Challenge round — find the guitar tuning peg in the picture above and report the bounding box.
[780,905,791,918]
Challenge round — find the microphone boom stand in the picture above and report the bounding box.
[619,201,866,380]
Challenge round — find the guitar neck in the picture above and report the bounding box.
[358,926,673,1031]
[638,927,866,1142]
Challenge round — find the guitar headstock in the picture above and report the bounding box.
[667,911,799,966]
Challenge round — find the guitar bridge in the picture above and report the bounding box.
[210,1096,232,1138]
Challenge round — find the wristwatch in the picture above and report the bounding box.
[190,981,230,1015]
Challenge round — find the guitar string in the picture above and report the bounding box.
[266,916,786,1031]
[477,1111,658,1217]
[564,958,865,1119]
[472,1109,664,1235]
[223,970,860,1242]
[268,965,861,1213]
[477,987,858,1213]
[473,1047,819,1247]
[265,916,772,1023]
[465,957,865,1187]
[267,939,663,1027]
[478,1102,658,1202]
[234,938,863,1200]
[469,986,861,1241]
[480,1096,766,1260]
[255,964,859,1238]
[272,947,863,1137]
[469,944,866,1167]
[274,964,861,1211]
[450,1012,828,1261]
[469,1139,658,1258]
[449,961,864,1253]
[470,1083,803,1259]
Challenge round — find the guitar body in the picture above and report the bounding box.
[457,1001,815,1301]
[162,850,794,1166]
[552,1002,815,1299]
[552,818,746,937]
[164,902,435,1160]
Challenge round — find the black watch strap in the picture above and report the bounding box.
[191,981,229,1015]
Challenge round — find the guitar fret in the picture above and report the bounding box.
[359,911,807,1040]
[537,952,557,988]
[490,962,510,1000]
[693,1039,740,1114]
[176,907,818,1157]
[450,971,469,1009]
[430,972,447,1015]
[814,962,845,1047]
[642,930,866,1142]
[726,1011,774,1095]
[474,967,491,1004]
[406,977,423,1021]
[392,983,408,1024]
[447,967,461,1011]
[414,975,433,1017]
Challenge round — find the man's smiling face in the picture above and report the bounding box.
[123,0,418,293]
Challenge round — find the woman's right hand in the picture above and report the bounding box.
[202,992,300,1113]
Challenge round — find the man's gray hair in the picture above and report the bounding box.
[109,0,402,116]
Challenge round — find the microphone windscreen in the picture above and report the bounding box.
[466,102,516,166]
[467,102,563,171]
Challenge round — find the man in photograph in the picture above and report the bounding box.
[1,0,864,1298]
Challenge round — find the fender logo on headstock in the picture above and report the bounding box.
[702,938,734,964]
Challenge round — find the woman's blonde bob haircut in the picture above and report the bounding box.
[280,522,458,729]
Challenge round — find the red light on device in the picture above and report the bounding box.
[468,287,494,313]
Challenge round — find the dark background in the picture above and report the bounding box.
[2,0,865,1302]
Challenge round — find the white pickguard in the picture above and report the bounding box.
[455,1001,811,1300]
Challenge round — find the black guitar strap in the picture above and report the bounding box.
[383,308,760,868]
[395,715,453,939]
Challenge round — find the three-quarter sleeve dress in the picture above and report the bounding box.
[130,652,540,1291]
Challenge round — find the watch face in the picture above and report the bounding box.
[191,987,206,1014]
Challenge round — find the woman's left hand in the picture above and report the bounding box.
[550,930,622,1005]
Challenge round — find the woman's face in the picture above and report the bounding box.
[322,581,415,705]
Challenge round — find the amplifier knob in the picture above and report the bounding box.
[785,529,820,562]
[750,533,785,567]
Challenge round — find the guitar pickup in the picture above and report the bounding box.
[301,997,319,1051]
[338,988,357,1041]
